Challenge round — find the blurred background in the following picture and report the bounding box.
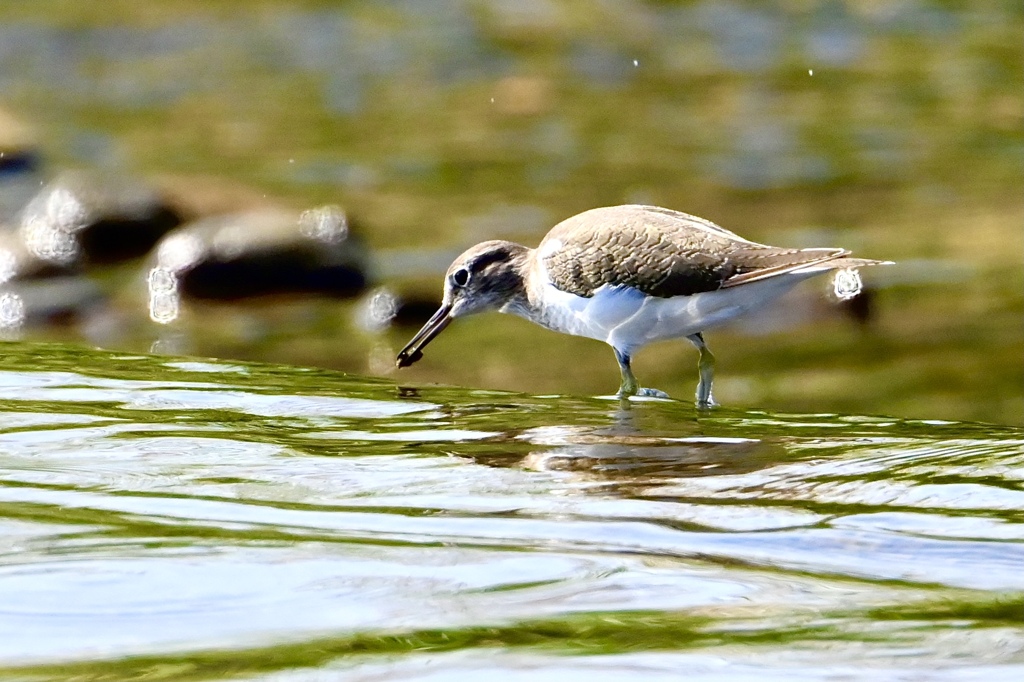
[0,0,1020,423]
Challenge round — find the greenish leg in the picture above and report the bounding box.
[613,348,669,398]
[613,348,639,397]
[688,333,717,407]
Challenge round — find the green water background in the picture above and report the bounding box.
[0,0,1020,423]
[1,3,1024,679]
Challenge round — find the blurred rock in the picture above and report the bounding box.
[392,294,442,328]
[0,275,104,329]
[0,106,38,171]
[0,105,44,221]
[147,205,369,323]
[0,149,40,176]
[0,152,113,331]
[18,170,183,266]
[0,230,78,283]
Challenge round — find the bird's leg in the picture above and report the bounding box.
[613,348,669,399]
[687,332,717,408]
[613,348,639,397]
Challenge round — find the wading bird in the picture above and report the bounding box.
[397,204,887,405]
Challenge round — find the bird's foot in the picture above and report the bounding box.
[614,387,670,400]
[636,387,670,399]
[695,394,717,409]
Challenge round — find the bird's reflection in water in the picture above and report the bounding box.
[513,403,787,498]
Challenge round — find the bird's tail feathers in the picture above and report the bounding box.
[723,251,892,288]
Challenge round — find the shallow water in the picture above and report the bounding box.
[1,342,1022,680]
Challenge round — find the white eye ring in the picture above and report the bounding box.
[452,268,470,287]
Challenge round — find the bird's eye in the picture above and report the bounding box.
[452,268,470,287]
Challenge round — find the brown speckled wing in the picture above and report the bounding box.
[540,205,846,298]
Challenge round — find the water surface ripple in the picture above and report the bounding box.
[1,344,1022,680]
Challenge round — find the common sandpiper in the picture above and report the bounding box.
[397,204,888,406]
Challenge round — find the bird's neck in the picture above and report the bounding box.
[500,247,562,329]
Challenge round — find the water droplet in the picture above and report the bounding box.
[354,287,398,333]
[299,205,348,244]
[0,291,26,331]
[833,268,863,301]
[20,215,79,264]
[148,267,180,324]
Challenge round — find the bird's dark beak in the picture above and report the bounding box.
[396,303,453,368]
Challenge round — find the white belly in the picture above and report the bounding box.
[513,271,823,354]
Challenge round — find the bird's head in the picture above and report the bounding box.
[396,240,529,368]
